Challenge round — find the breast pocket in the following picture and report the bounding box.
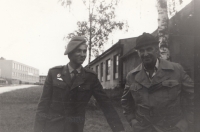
[162,80,180,100]
[77,84,91,91]
[52,80,67,101]
[130,83,143,103]
[75,84,91,100]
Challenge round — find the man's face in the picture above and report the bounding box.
[137,45,159,66]
[69,44,87,65]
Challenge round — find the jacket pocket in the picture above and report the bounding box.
[130,83,143,102]
[162,80,180,100]
[52,80,67,101]
[77,84,90,91]
[53,80,66,89]
[130,83,143,91]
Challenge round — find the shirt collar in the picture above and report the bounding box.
[155,59,159,70]
[68,63,82,74]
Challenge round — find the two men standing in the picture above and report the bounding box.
[121,33,194,132]
[34,33,194,132]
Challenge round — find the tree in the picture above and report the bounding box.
[60,0,128,64]
[157,0,170,60]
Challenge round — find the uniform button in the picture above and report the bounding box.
[79,86,80,87]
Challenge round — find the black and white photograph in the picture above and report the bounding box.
[0,0,199,132]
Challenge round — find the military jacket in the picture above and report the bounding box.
[34,65,124,132]
[121,59,194,132]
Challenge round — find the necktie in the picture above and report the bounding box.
[72,70,78,82]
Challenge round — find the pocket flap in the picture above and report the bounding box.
[130,83,142,91]
[53,80,66,89]
[162,80,179,87]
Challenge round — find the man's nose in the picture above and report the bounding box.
[143,50,149,56]
[80,51,86,56]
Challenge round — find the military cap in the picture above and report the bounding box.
[135,32,159,49]
[64,36,86,55]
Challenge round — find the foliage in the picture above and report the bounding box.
[60,0,128,59]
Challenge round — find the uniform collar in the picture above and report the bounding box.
[131,58,174,74]
[68,63,82,73]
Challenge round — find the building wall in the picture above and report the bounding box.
[39,76,47,84]
[0,60,12,78]
[0,60,39,84]
[90,49,121,89]
[168,1,194,79]
[122,54,141,83]
[12,60,39,83]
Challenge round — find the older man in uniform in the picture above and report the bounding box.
[34,36,125,132]
[121,33,194,132]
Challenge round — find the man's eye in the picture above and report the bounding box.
[147,47,153,52]
[139,49,144,53]
[76,50,81,53]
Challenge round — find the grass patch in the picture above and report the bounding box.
[0,86,132,132]
[0,86,42,132]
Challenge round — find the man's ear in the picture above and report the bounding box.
[137,50,141,57]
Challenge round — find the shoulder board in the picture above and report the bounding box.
[51,65,64,69]
[84,68,97,75]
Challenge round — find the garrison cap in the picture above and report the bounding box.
[135,33,159,49]
[64,36,86,55]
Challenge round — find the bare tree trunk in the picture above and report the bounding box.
[88,0,92,67]
[157,0,170,60]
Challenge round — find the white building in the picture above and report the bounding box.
[0,59,39,84]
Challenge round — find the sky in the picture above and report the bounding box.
[0,0,158,75]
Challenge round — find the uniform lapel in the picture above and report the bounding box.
[135,69,151,88]
[133,64,151,88]
[151,68,170,86]
[61,65,72,87]
[134,59,174,88]
[151,59,174,86]
[70,67,86,90]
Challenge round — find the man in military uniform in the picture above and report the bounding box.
[121,33,194,132]
[34,36,125,132]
